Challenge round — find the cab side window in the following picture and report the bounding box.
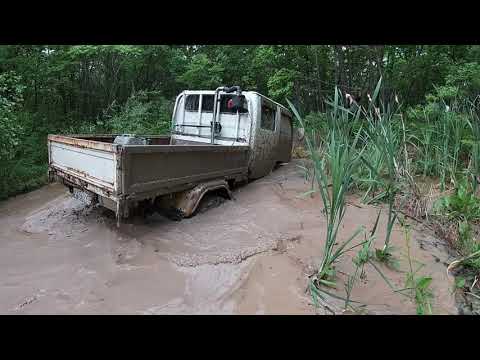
[198,94,248,114]
[261,104,276,131]
[280,113,292,135]
[201,95,214,112]
[220,95,248,114]
[185,95,199,111]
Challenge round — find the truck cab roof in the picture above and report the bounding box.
[179,90,292,116]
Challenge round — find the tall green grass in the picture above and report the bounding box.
[357,78,403,267]
[291,79,480,313]
[288,89,366,289]
[466,105,480,191]
[409,98,471,190]
[398,220,434,315]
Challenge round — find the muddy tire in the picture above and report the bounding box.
[195,193,227,214]
[162,207,184,221]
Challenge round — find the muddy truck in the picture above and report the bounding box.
[48,86,293,225]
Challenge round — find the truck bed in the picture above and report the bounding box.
[48,134,250,218]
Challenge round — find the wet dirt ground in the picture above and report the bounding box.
[0,161,459,314]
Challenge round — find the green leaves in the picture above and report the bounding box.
[433,178,480,222]
[102,91,173,135]
[368,76,382,114]
[445,62,480,98]
[402,273,434,315]
[178,53,224,89]
[68,45,142,58]
[288,90,366,293]
[454,276,466,291]
[267,68,299,102]
[0,71,25,162]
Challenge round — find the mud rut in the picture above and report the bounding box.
[0,161,459,314]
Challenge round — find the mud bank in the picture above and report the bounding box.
[0,161,458,314]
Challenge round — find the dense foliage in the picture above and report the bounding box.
[1,45,480,200]
[291,76,480,314]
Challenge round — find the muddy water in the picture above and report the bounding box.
[0,162,458,314]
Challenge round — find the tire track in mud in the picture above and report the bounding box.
[166,234,302,268]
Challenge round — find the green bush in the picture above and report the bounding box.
[0,90,174,201]
[0,71,25,162]
[445,62,480,99]
[102,91,173,135]
[433,178,480,223]
[0,159,48,200]
[301,111,328,132]
[0,72,46,200]
[0,109,51,200]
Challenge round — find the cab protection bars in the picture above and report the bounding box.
[211,86,242,144]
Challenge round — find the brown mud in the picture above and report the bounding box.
[0,161,458,314]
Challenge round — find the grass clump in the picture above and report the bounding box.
[433,178,480,223]
[358,78,403,269]
[396,219,434,315]
[288,88,366,291]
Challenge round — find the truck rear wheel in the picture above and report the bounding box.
[194,190,228,215]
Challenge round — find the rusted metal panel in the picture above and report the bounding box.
[48,134,118,153]
[128,167,247,194]
[98,196,117,211]
[49,134,171,146]
[48,135,122,210]
[159,179,232,218]
[122,144,249,154]
[50,168,117,201]
[122,145,249,199]
[49,133,249,220]
[49,141,117,190]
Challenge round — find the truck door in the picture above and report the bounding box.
[248,99,279,179]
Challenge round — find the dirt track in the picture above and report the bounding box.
[0,161,459,314]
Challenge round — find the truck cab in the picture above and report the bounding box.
[171,89,293,179]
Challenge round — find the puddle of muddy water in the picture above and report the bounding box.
[0,161,460,315]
